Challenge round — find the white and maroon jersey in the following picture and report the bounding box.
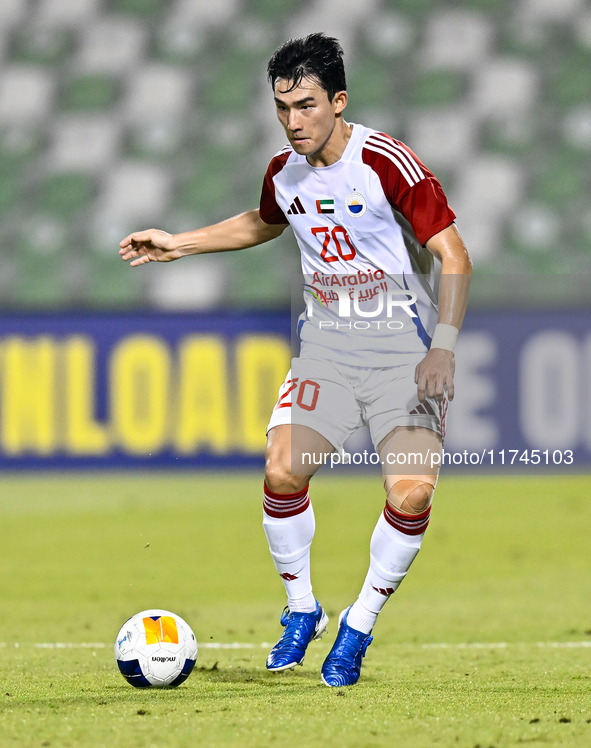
[259,123,456,365]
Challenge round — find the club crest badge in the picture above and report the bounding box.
[345,191,367,217]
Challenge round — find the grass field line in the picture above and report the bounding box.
[0,641,590,650]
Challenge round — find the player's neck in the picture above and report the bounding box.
[306,120,353,168]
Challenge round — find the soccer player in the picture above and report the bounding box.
[119,33,472,687]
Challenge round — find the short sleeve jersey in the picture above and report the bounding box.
[258,123,456,364]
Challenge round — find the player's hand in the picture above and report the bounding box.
[119,229,182,267]
[415,348,455,403]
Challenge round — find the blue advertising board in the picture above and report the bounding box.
[0,311,290,470]
[445,309,591,472]
[0,309,588,471]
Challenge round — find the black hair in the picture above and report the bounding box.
[267,32,346,102]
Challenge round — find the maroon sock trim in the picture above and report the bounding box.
[263,483,309,501]
[383,503,431,536]
[263,482,310,518]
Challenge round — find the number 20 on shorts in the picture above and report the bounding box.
[277,378,320,411]
[312,226,357,263]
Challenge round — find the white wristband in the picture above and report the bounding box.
[430,323,459,352]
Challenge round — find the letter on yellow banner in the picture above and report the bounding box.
[111,336,170,454]
[235,336,290,452]
[1,337,57,454]
[175,336,229,453]
[64,337,109,454]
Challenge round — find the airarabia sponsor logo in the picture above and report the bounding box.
[345,191,366,217]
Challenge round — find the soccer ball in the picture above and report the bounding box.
[114,609,198,688]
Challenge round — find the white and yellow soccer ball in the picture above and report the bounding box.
[114,609,198,688]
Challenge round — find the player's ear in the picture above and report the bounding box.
[333,90,348,115]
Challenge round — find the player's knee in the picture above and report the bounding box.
[386,478,435,515]
[264,458,308,495]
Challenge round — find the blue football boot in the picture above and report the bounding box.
[321,607,373,687]
[266,601,329,672]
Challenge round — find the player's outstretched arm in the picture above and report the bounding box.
[119,210,288,267]
[415,223,472,402]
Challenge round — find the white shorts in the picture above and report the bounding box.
[267,354,446,452]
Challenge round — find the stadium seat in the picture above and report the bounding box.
[0,66,55,124]
[95,161,173,225]
[422,10,494,70]
[520,0,586,23]
[75,17,149,75]
[36,0,100,26]
[47,116,122,173]
[472,58,539,117]
[173,0,240,28]
[124,65,194,123]
[407,108,475,170]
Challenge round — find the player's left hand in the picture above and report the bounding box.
[415,348,455,403]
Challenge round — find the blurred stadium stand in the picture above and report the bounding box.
[1,0,590,309]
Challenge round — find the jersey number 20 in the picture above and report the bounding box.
[311,226,357,263]
[277,378,320,412]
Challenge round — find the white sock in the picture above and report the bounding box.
[263,484,316,613]
[347,505,431,634]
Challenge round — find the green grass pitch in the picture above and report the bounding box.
[0,473,589,747]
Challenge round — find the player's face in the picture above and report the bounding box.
[273,77,348,163]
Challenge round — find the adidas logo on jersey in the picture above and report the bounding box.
[287,196,306,215]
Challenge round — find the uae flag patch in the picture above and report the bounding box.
[316,199,335,214]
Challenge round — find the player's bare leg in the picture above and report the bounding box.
[264,425,334,671]
[321,426,441,687]
[265,423,334,493]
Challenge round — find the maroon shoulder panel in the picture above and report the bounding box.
[258,150,291,226]
[362,135,456,246]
